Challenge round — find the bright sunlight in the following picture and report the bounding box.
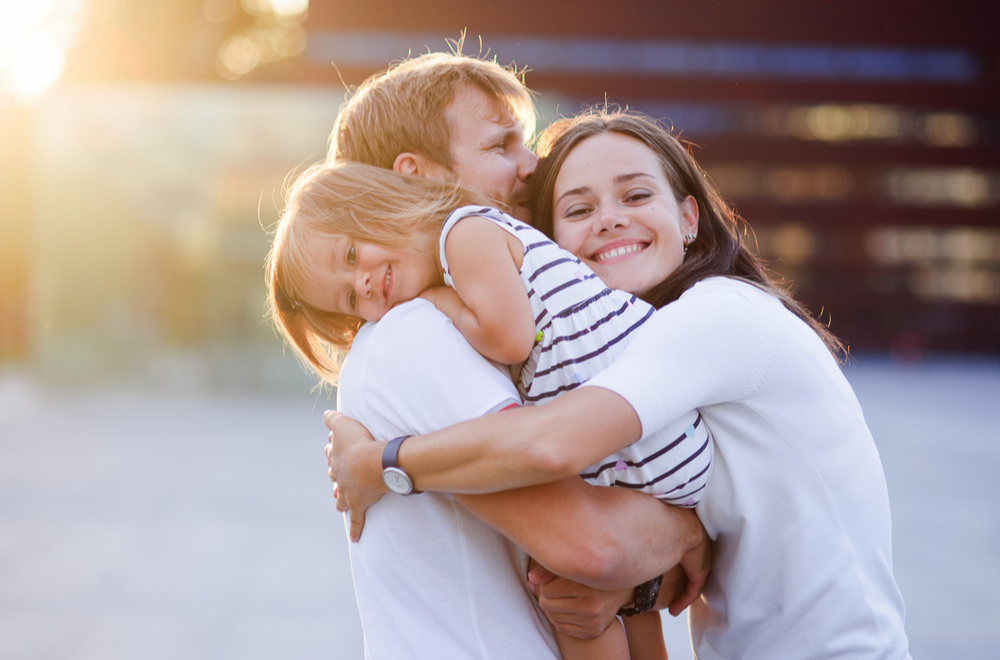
[0,0,86,104]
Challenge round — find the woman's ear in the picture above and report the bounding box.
[680,195,700,235]
[393,152,450,180]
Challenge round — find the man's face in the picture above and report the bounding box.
[441,86,537,222]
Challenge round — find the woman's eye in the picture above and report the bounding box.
[347,245,357,265]
[563,205,590,219]
[625,191,652,203]
[349,291,357,310]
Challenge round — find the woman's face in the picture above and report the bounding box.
[551,132,699,297]
[296,234,442,322]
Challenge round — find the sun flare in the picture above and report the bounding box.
[0,0,85,103]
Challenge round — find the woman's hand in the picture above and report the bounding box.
[527,563,633,639]
[324,410,387,542]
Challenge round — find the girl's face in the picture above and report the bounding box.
[551,132,699,297]
[296,234,442,322]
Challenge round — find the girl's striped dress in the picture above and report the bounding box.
[439,206,713,506]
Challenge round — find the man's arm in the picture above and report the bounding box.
[453,477,705,590]
[453,477,710,639]
[326,406,711,594]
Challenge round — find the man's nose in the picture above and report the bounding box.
[517,146,538,182]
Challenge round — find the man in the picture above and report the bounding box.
[323,50,708,657]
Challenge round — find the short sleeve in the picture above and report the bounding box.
[585,278,773,441]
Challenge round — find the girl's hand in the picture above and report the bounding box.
[324,411,387,542]
[418,285,466,327]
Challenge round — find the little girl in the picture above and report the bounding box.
[266,161,713,660]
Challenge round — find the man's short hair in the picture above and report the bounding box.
[328,50,536,170]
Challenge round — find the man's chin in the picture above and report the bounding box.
[510,205,532,224]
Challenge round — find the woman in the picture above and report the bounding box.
[327,111,911,659]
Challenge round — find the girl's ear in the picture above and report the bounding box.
[393,152,450,180]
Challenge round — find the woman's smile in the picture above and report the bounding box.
[591,240,649,264]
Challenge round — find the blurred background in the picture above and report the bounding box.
[1,0,997,658]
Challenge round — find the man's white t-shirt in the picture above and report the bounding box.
[337,299,561,659]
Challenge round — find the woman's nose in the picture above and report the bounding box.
[594,206,629,233]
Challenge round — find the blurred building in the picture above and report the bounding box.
[1,0,996,388]
[291,0,1000,356]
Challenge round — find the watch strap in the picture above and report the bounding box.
[617,573,664,617]
[382,435,408,471]
[382,436,420,494]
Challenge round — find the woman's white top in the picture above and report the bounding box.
[587,277,911,660]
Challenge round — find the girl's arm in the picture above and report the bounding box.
[553,619,629,660]
[623,613,669,660]
[421,215,536,365]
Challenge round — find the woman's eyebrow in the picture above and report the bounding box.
[555,172,655,205]
[555,185,590,204]
[614,172,654,185]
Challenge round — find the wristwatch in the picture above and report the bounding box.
[617,574,664,617]
[381,436,420,495]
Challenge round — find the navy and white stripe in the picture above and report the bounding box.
[440,206,713,505]
[580,412,713,506]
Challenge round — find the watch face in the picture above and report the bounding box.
[382,467,413,495]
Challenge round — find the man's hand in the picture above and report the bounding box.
[527,563,633,639]
[664,522,712,616]
[324,410,386,542]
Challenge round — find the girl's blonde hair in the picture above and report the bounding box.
[266,161,488,383]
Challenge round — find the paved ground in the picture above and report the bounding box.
[1,356,997,659]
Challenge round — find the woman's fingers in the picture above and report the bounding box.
[322,409,381,542]
[335,488,350,513]
[349,506,367,542]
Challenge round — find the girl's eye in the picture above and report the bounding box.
[348,291,357,310]
[347,245,357,265]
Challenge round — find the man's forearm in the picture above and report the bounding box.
[455,476,704,591]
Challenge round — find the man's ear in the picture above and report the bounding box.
[393,152,450,180]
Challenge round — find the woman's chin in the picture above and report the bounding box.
[592,265,652,296]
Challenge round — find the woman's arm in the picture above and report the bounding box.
[326,384,642,514]
[327,282,766,509]
[325,412,711,606]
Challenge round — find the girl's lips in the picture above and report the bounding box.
[382,264,392,305]
[592,241,649,264]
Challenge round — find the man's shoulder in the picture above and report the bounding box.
[339,299,519,436]
[350,299,477,368]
